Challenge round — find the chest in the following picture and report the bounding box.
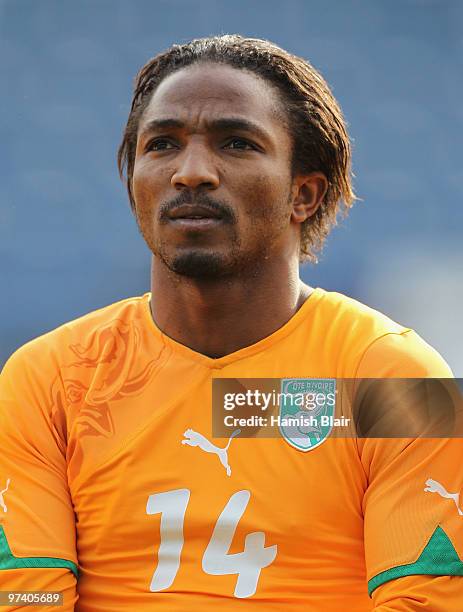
[71,395,367,598]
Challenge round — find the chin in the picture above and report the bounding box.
[164,250,234,279]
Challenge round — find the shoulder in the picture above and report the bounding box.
[0,294,158,451]
[355,329,453,377]
[313,289,452,377]
[314,288,407,336]
[1,293,151,382]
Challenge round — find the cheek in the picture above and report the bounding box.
[240,174,291,224]
[132,160,168,212]
[132,164,151,211]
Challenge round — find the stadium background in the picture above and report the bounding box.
[0,0,461,373]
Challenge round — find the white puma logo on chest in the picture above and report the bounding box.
[424,478,463,516]
[182,429,241,476]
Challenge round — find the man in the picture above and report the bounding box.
[0,35,461,611]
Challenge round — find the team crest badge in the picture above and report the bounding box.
[279,378,336,452]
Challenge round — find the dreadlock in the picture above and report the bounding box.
[117,34,356,263]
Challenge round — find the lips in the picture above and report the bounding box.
[168,204,222,220]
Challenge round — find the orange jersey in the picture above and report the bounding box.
[0,288,462,611]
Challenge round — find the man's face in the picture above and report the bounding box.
[132,62,299,278]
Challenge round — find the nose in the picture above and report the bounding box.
[171,142,220,191]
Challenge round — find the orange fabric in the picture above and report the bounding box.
[0,569,77,611]
[371,575,463,610]
[0,288,461,611]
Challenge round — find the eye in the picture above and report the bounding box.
[146,138,176,152]
[224,138,256,151]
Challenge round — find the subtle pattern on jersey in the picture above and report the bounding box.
[0,290,460,611]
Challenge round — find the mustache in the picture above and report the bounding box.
[158,191,236,223]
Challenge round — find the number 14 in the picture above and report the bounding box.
[146,488,277,598]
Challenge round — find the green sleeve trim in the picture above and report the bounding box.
[0,525,78,577]
[368,525,463,596]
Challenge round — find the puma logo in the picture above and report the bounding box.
[424,478,463,516]
[182,429,241,476]
[0,478,10,513]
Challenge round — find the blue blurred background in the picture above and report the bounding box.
[1,0,461,372]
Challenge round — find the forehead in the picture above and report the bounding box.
[138,62,286,134]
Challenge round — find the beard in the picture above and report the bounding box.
[136,213,243,280]
[157,241,245,279]
[164,251,231,278]
[136,185,294,280]
[140,190,245,279]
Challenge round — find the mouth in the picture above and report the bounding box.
[169,218,223,231]
[167,204,224,229]
[168,204,223,221]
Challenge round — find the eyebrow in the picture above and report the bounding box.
[139,117,272,143]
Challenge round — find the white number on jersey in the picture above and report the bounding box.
[146,488,190,591]
[202,489,277,598]
[146,488,277,598]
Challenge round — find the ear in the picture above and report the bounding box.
[291,172,328,224]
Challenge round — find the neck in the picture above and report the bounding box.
[149,255,313,358]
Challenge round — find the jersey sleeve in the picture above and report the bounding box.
[355,330,463,606]
[354,328,454,379]
[0,347,78,610]
[371,575,463,610]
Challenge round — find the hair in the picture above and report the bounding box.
[117,34,356,263]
